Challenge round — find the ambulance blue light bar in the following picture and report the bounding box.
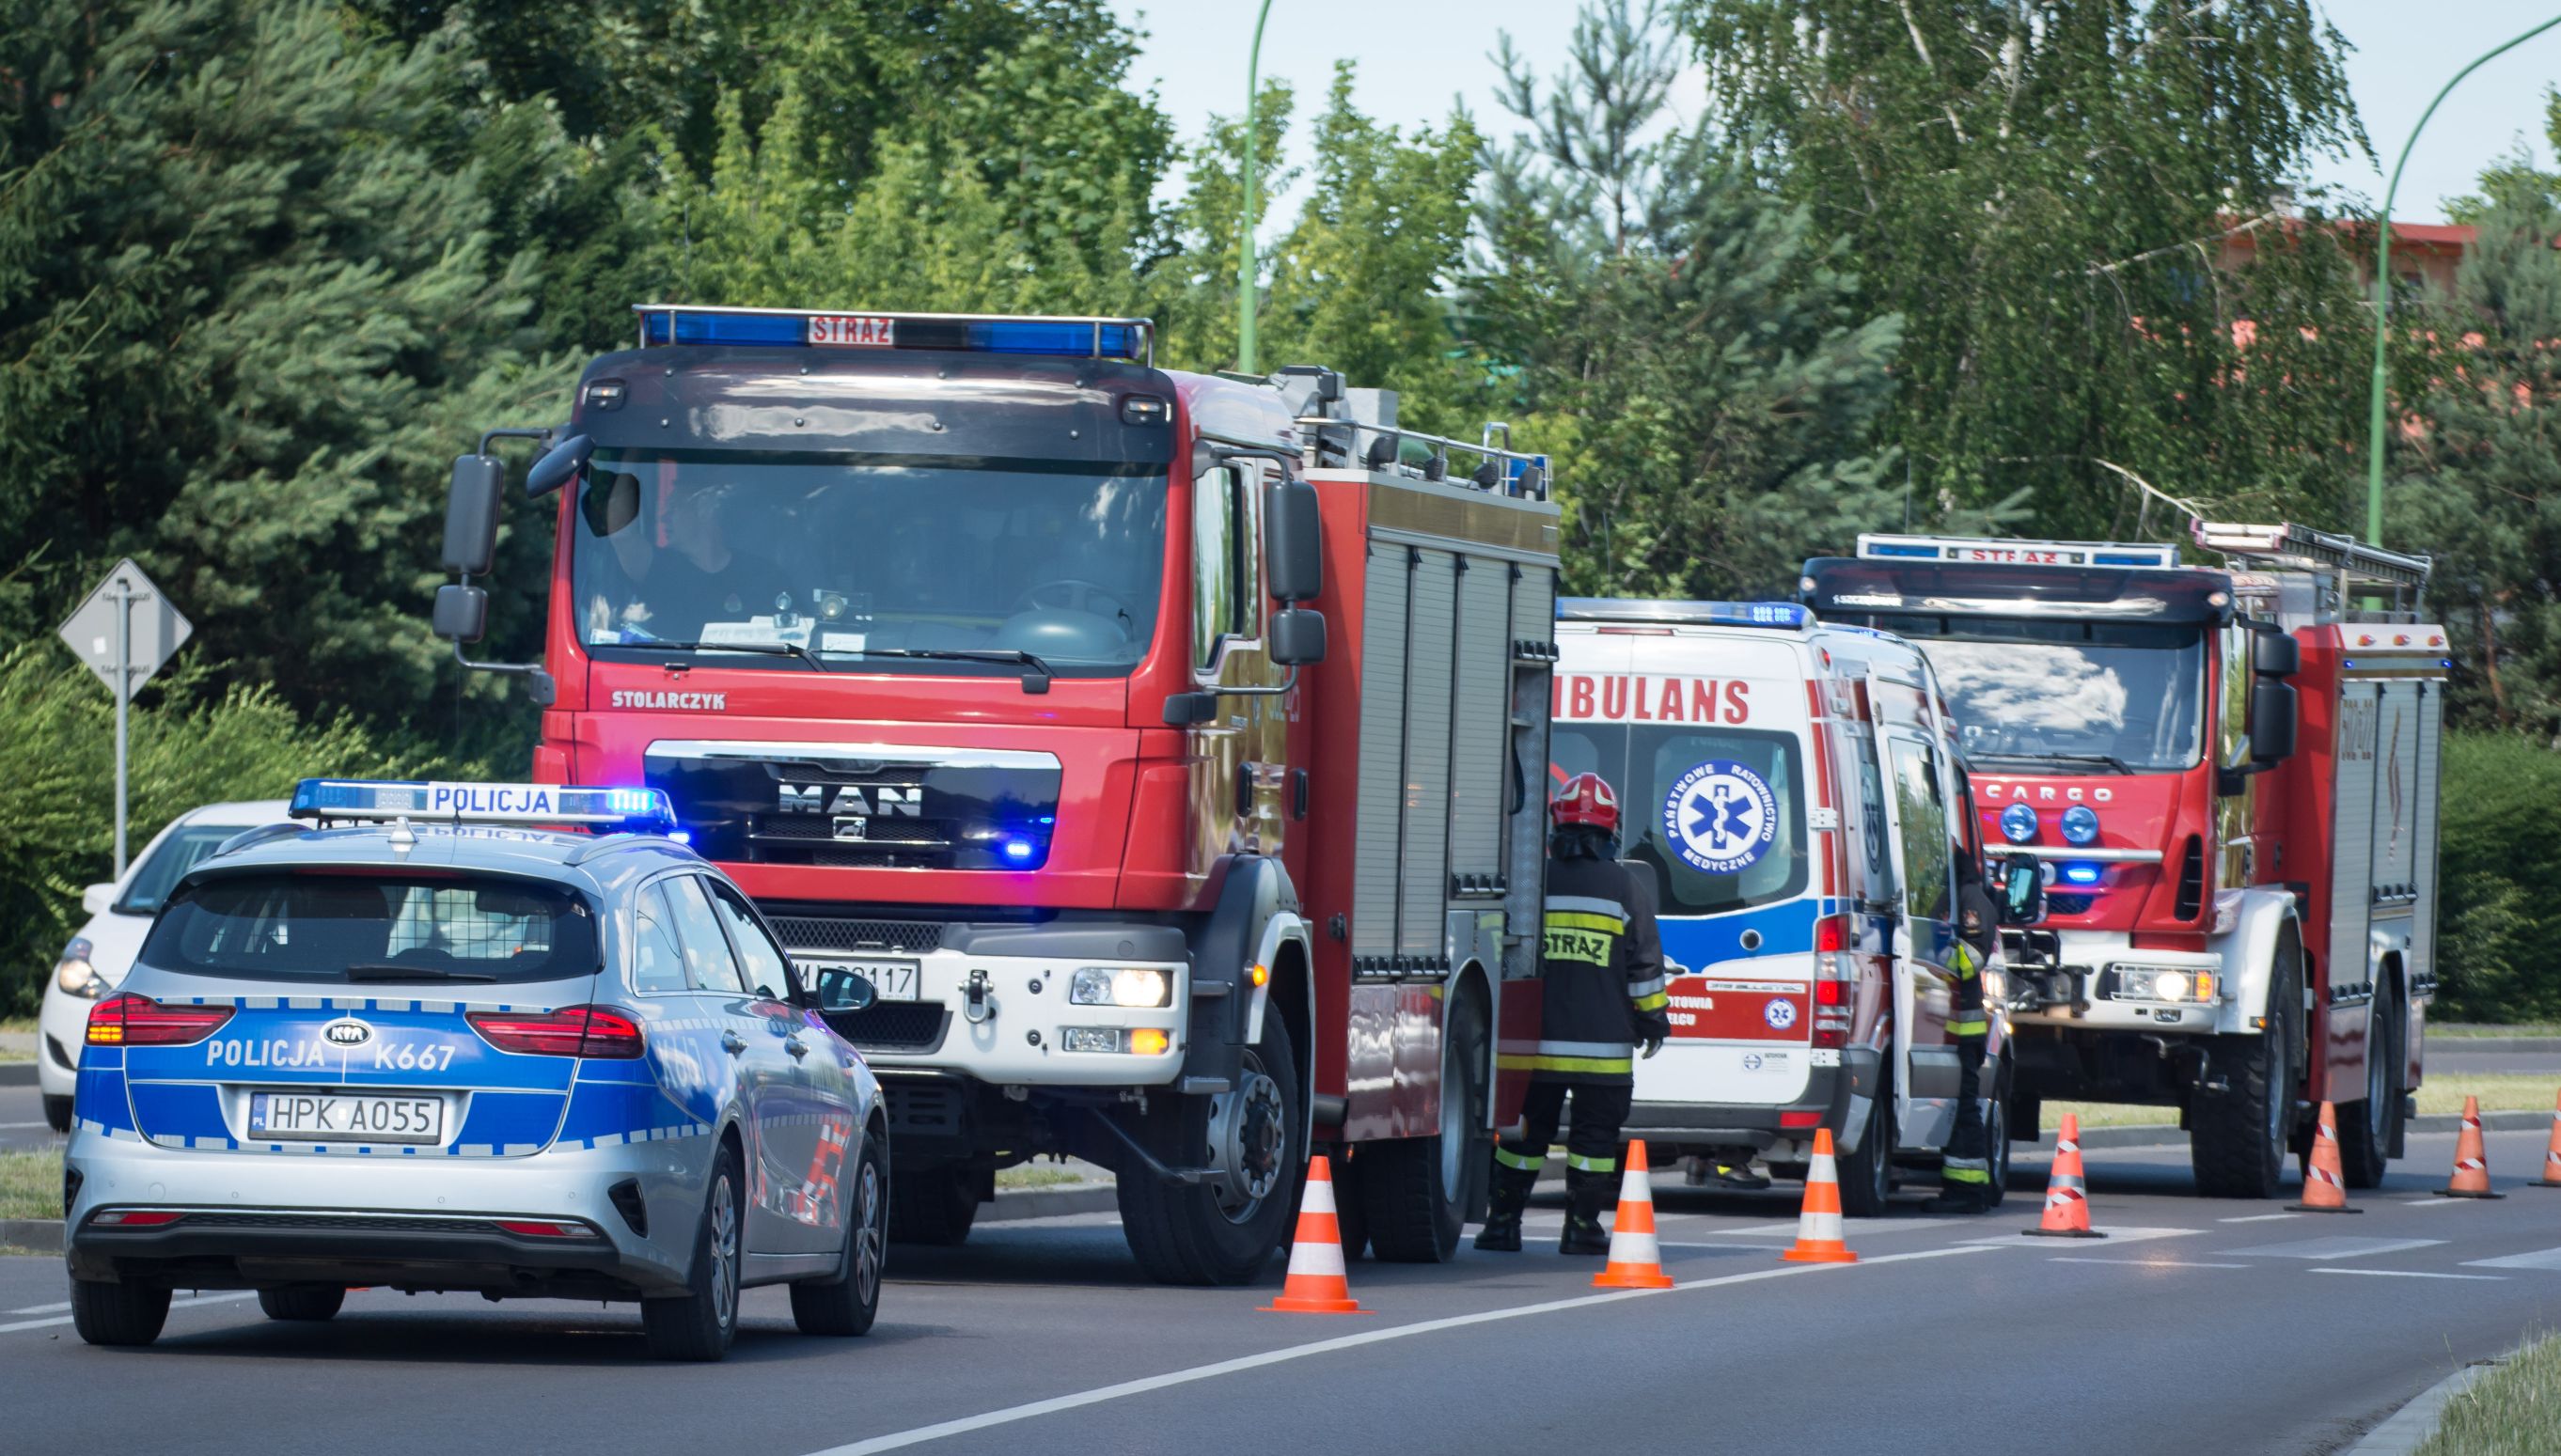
[291,779,677,835]
[1560,599,1810,630]
[633,305,1152,362]
[1856,534,2179,569]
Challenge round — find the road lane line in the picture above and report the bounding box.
[2400,1197,2489,1208]
[6,1300,71,1315]
[2047,1258,2250,1269]
[1956,1226,2205,1246]
[1715,1218,1956,1237]
[2223,1236,2445,1260]
[2309,1269,2504,1281]
[0,1292,257,1336]
[801,1245,2002,1456]
[2218,1213,2300,1223]
[2462,1247,2561,1271]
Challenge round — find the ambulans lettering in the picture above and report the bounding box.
[609,690,728,711]
[1553,674,1751,725]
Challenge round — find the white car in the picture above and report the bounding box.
[38,801,291,1131]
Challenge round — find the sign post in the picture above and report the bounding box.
[57,560,192,878]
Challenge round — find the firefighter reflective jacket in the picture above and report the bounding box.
[1950,877,1995,1041]
[1507,855,1672,1085]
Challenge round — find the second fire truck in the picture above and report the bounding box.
[432,305,1562,1282]
[1804,524,2443,1198]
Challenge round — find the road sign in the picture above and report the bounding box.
[58,558,191,692]
[55,560,194,877]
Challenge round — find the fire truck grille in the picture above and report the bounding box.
[830,1001,949,1052]
[752,815,944,844]
[768,916,949,954]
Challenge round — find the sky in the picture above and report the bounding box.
[1106,0,2561,227]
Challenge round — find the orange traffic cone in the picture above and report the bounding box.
[1593,1140,1676,1289]
[2286,1102,2363,1214]
[1779,1128,1859,1264]
[2023,1112,2106,1238]
[2534,1090,2561,1189]
[1261,1155,1367,1313]
[2436,1095,2505,1198]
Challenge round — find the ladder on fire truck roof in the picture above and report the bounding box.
[2191,521,2431,589]
[1266,365,1554,502]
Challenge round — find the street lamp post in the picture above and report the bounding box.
[1239,0,1277,376]
[2364,13,2561,545]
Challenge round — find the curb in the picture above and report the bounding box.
[2,1218,62,1253]
[982,1185,1117,1223]
[2347,1358,2504,1455]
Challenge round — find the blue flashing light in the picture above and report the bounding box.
[668,829,694,846]
[2061,862,2103,886]
[635,307,1147,361]
[1001,838,1038,864]
[1999,803,2039,845]
[2060,805,2100,846]
[1866,541,1940,558]
[291,778,677,836]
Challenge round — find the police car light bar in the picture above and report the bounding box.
[632,305,1152,363]
[1856,533,2179,569]
[1559,599,1810,630]
[291,779,677,835]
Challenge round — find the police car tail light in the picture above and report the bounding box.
[467,1004,646,1059]
[495,1219,601,1239]
[86,993,234,1047]
[90,1210,184,1228]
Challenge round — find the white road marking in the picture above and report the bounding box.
[1655,1242,1805,1252]
[0,1122,55,1130]
[800,1245,2002,1456]
[6,1300,71,1315]
[2047,1258,2250,1269]
[2462,1246,2561,1271]
[2223,1236,2445,1260]
[1716,1218,1956,1237]
[1957,1226,2204,1246]
[2400,1197,2489,1208]
[0,1292,257,1336]
[2309,1268,2504,1281]
[2218,1213,2300,1223]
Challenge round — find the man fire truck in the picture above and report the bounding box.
[430,305,1563,1283]
[1804,524,2443,1198]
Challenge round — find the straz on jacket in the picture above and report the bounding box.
[1507,856,1671,1085]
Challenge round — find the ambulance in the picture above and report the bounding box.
[1551,600,2009,1213]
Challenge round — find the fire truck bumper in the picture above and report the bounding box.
[807,932,1194,1088]
[2002,939,2227,1034]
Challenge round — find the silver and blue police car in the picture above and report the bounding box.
[61,778,888,1360]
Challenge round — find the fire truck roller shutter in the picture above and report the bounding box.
[1184,856,1310,1092]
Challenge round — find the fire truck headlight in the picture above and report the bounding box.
[2000,804,2038,844]
[2060,806,2099,845]
[1070,967,1171,1008]
[2113,967,2218,1004]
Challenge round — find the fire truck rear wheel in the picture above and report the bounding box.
[888,1166,980,1246]
[1359,990,1487,1263]
[1837,1077,1895,1218]
[2192,931,2304,1199]
[2334,983,2401,1189]
[1117,1015,1304,1286]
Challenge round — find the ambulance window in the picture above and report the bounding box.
[661,875,747,995]
[629,884,689,994]
[1890,739,1953,924]
[1854,742,1898,904]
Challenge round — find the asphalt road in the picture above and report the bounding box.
[0,1081,63,1154]
[4,1124,2557,1456]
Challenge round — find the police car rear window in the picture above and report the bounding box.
[141,873,599,985]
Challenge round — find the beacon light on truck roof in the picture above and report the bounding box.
[1559,599,1810,630]
[1856,533,2180,569]
[291,778,678,835]
[633,305,1152,362]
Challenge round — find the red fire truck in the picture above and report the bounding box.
[431,306,1562,1282]
[1803,524,2443,1198]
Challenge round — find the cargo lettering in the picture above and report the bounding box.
[1978,781,2114,804]
[1554,675,1751,725]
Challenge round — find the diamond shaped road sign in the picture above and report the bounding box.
[57,558,192,694]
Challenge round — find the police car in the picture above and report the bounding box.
[61,779,888,1361]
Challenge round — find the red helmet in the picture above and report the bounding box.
[1551,773,1621,833]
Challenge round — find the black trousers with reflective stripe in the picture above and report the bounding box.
[1502,1080,1634,1177]
[1941,1034,1988,1182]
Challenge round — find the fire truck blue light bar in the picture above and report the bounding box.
[634,306,1150,361]
[291,779,677,834]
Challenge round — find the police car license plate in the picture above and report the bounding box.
[249,1091,442,1144]
[813,958,919,1002]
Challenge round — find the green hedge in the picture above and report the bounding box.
[0,646,446,1016]
[2434,731,2561,1024]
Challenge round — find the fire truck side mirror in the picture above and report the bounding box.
[2252,626,2301,678]
[1999,855,2045,924]
[1264,478,1324,603]
[524,432,594,498]
[1268,607,1328,666]
[432,583,488,643]
[442,453,505,575]
[2249,678,2299,765]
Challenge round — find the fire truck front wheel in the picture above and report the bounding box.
[1117,1016,1304,1286]
[2191,930,2305,1199]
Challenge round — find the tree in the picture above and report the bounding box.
[1682,0,2377,536]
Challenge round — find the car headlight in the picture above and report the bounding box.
[2060,805,2099,845]
[2000,804,2038,844]
[55,938,101,998]
[1069,966,1171,1008]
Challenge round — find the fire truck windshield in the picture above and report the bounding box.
[571,448,1168,676]
[1877,618,2206,773]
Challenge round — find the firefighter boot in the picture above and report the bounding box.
[1475,1163,1537,1252]
[1924,1179,1994,1214]
[1558,1168,1613,1256]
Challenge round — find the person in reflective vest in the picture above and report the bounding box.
[1478,773,1673,1255]
[1927,851,2000,1213]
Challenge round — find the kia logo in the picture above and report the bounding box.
[321,1018,373,1048]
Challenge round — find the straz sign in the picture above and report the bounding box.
[1950,545,2077,564]
[807,315,896,348]
[1554,674,1752,726]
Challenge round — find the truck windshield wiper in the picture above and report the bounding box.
[342,963,498,983]
[618,638,829,673]
[1976,751,2134,775]
[846,646,1056,692]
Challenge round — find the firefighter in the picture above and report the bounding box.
[1477,773,1673,1255]
[1926,847,2001,1213]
